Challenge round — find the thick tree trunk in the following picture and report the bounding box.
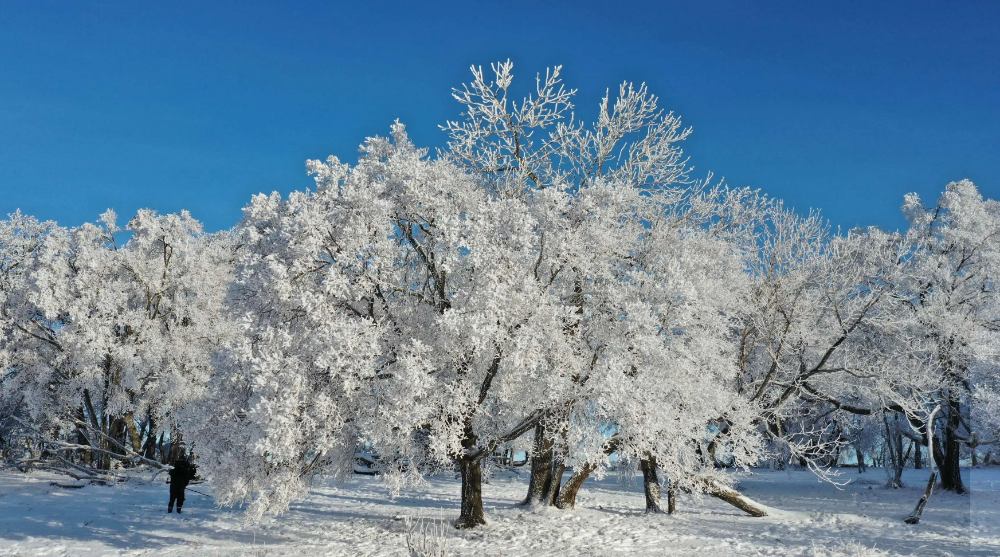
[555,463,596,509]
[939,399,966,494]
[639,456,665,513]
[456,457,486,529]
[544,461,565,506]
[855,445,867,473]
[522,423,554,506]
[707,481,769,517]
[123,413,142,454]
[913,442,922,470]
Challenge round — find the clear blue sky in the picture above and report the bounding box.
[2,1,997,233]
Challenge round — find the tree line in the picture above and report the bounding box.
[1,62,997,528]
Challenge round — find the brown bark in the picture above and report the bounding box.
[522,423,554,506]
[544,461,565,506]
[123,413,142,454]
[639,456,665,513]
[555,463,597,509]
[455,416,486,529]
[456,457,486,528]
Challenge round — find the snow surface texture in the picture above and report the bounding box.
[0,468,995,556]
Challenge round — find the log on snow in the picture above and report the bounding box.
[706,481,769,517]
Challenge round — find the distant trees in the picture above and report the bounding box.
[0,209,234,479]
[0,61,996,528]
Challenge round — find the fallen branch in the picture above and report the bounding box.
[704,479,770,517]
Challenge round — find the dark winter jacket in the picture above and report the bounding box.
[167,461,197,492]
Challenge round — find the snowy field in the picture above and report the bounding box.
[0,467,996,557]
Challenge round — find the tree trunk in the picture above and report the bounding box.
[555,462,596,509]
[905,471,937,524]
[905,405,941,525]
[883,413,904,488]
[156,431,167,463]
[123,413,142,454]
[706,481,769,517]
[456,457,486,529]
[707,441,718,468]
[855,445,866,473]
[522,423,553,506]
[667,483,677,514]
[142,416,158,460]
[939,398,966,493]
[544,460,565,506]
[168,428,183,465]
[913,442,922,470]
[639,456,665,513]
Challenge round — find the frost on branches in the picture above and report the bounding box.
[199,63,779,527]
[1,61,997,533]
[0,209,234,479]
[198,124,578,526]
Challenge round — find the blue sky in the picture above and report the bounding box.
[2,1,997,233]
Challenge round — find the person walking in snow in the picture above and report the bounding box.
[167,455,197,514]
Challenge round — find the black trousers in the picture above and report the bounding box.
[168,487,186,509]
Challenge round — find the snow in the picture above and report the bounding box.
[0,467,995,556]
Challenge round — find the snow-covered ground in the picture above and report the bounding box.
[0,467,995,556]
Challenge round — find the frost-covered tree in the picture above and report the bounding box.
[197,123,580,527]
[0,209,233,476]
[894,180,1000,493]
[0,212,57,461]
[732,199,925,479]
[441,61,767,514]
[549,185,769,514]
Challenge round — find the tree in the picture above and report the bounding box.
[896,180,1000,493]
[442,61,763,513]
[197,124,573,527]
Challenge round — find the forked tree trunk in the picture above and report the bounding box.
[639,456,665,513]
[457,457,486,529]
[522,423,554,506]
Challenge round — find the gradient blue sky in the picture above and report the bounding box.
[2,1,997,233]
